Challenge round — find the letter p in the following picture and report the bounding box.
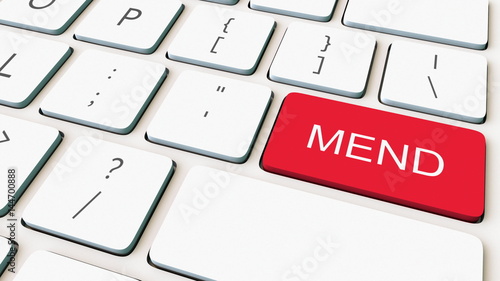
[118,8,142,26]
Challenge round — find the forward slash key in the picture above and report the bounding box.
[261,93,486,222]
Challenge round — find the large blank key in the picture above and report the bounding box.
[149,166,483,281]
[167,5,275,75]
[13,251,137,281]
[343,0,489,50]
[22,137,174,255]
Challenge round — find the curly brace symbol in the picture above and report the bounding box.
[320,35,332,52]
[223,18,235,33]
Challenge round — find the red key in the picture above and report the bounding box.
[262,93,485,222]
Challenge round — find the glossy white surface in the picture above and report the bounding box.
[0,114,61,217]
[168,5,275,74]
[269,22,375,97]
[0,1,498,281]
[250,0,338,21]
[0,31,71,108]
[40,49,166,134]
[75,0,183,53]
[22,137,174,255]
[380,40,487,123]
[147,70,272,163]
[150,166,483,281]
[13,251,138,281]
[343,0,489,50]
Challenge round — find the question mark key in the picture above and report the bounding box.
[22,136,175,255]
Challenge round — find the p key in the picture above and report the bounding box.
[261,93,485,222]
[75,0,183,54]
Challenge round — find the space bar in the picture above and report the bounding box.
[149,166,482,280]
[261,93,485,222]
[342,0,489,50]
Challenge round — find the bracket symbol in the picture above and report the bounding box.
[211,36,225,54]
[313,56,326,75]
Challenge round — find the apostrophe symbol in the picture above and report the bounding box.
[106,158,124,179]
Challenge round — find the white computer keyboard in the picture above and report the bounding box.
[0,0,499,280]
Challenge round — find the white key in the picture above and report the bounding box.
[250,0,337,21]
[22,137,174,255]
[0,0,91,35]
[75,0,183,54]
[343,0,488,50]
[40,49,166,134]
[168,5,275,75]
[13,251,137,281]
[0,236,16,275]
[269,22,375,98]
[0,31,71,108]
[147,70,272,163]
[380,41,487,123]
[0,114,61,217]
[150,166,483,281]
